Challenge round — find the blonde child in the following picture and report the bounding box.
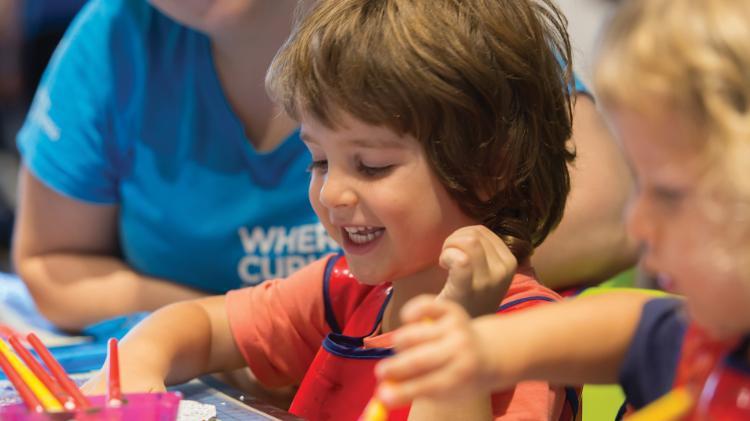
[375,0,750,418]
[84,0,582,419]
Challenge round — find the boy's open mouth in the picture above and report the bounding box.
[343,226,385,244]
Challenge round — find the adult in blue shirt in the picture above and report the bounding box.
[13,0,338,331]
[12,0,635,333]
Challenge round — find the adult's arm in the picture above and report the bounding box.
[533,95,637,289]
[12,167,206,331]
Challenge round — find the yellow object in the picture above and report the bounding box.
[359,397,388,421]
[0,339,63,412]
[627,388,693,421]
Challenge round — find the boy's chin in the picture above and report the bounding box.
[690,307,743,340]
[346,263,387,286]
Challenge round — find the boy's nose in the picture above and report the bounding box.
[625,193,655,249]
[318,172,358,209]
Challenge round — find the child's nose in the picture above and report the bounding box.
[625,193,655,248]
[318,171,358,209]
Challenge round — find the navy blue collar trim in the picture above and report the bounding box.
[321,285,394,360]
[322,253,345,334]
[724,335,750,373]
[498,295,556,312]
[322,333,395,360]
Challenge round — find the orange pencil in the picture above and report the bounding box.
[0,343,44,413]
[8,335,72,410]
[27,333,91,409]
[106,338,122,406]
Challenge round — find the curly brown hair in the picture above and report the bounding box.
[268,0,575,261]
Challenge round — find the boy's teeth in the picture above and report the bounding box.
[344,227,384,244]
[344,226,377,234]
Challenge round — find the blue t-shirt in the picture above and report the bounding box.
[17,0,339,293]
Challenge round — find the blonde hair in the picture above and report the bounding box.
[595,0,750,277]
[595,0,750,197]
[268,0,575,261]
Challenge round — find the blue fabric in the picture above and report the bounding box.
[573,74,589,96]
[619,297,688,409]
[17,0,339,293]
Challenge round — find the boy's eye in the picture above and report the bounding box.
[652,186,687,208]
[357,162,393,177]
[307,160,328,173]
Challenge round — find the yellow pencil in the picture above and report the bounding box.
[0,339,63,412]
[627,387,693,421]
[359,397,388,421]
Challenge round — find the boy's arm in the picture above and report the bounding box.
[477,291,647,386]
[377,291,652,407]
[83,295,245,394]
[408,395,492,421]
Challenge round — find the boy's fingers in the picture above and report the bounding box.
[376,343,451,383]
[439,247,469,271]
[378,365,464,407]
[391,321,443,351]
[400,294,444,323]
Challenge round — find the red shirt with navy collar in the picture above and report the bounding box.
[227,254,580,420]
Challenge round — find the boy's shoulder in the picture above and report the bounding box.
[498,266,562,314]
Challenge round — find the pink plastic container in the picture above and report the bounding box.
[0,392,181,420]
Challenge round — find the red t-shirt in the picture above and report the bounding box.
[227,255,576,420]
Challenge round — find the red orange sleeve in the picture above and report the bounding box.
[226,256,333,387]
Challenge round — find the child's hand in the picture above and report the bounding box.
[375,296,496,407]
[437,225,517,317]
[81,366,166,396]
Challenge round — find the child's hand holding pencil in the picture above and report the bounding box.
[373,297,497,408]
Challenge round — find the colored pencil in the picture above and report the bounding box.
[0,338,63,412]
[26,333,91,409]
[627,388,693,421]
[8,335,72,410]
[0,344,44,413]
[106,338,122,406]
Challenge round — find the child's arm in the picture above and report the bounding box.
[14,169,208,331]
[376,291,652,408]
[83,295,245,394]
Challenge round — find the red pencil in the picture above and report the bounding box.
[8,335,72,410]
[106,338,122,406]
[0,345,44,413]
[26,333,91,409]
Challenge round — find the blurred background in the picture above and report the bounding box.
[0,0,617,272]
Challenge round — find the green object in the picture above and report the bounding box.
[583,384,626,420]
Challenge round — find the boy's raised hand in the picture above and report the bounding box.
[437,225,517,317]
[375,296,498,407]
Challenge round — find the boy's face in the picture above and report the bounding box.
[608,106,750,337]
[301,112,476,285]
